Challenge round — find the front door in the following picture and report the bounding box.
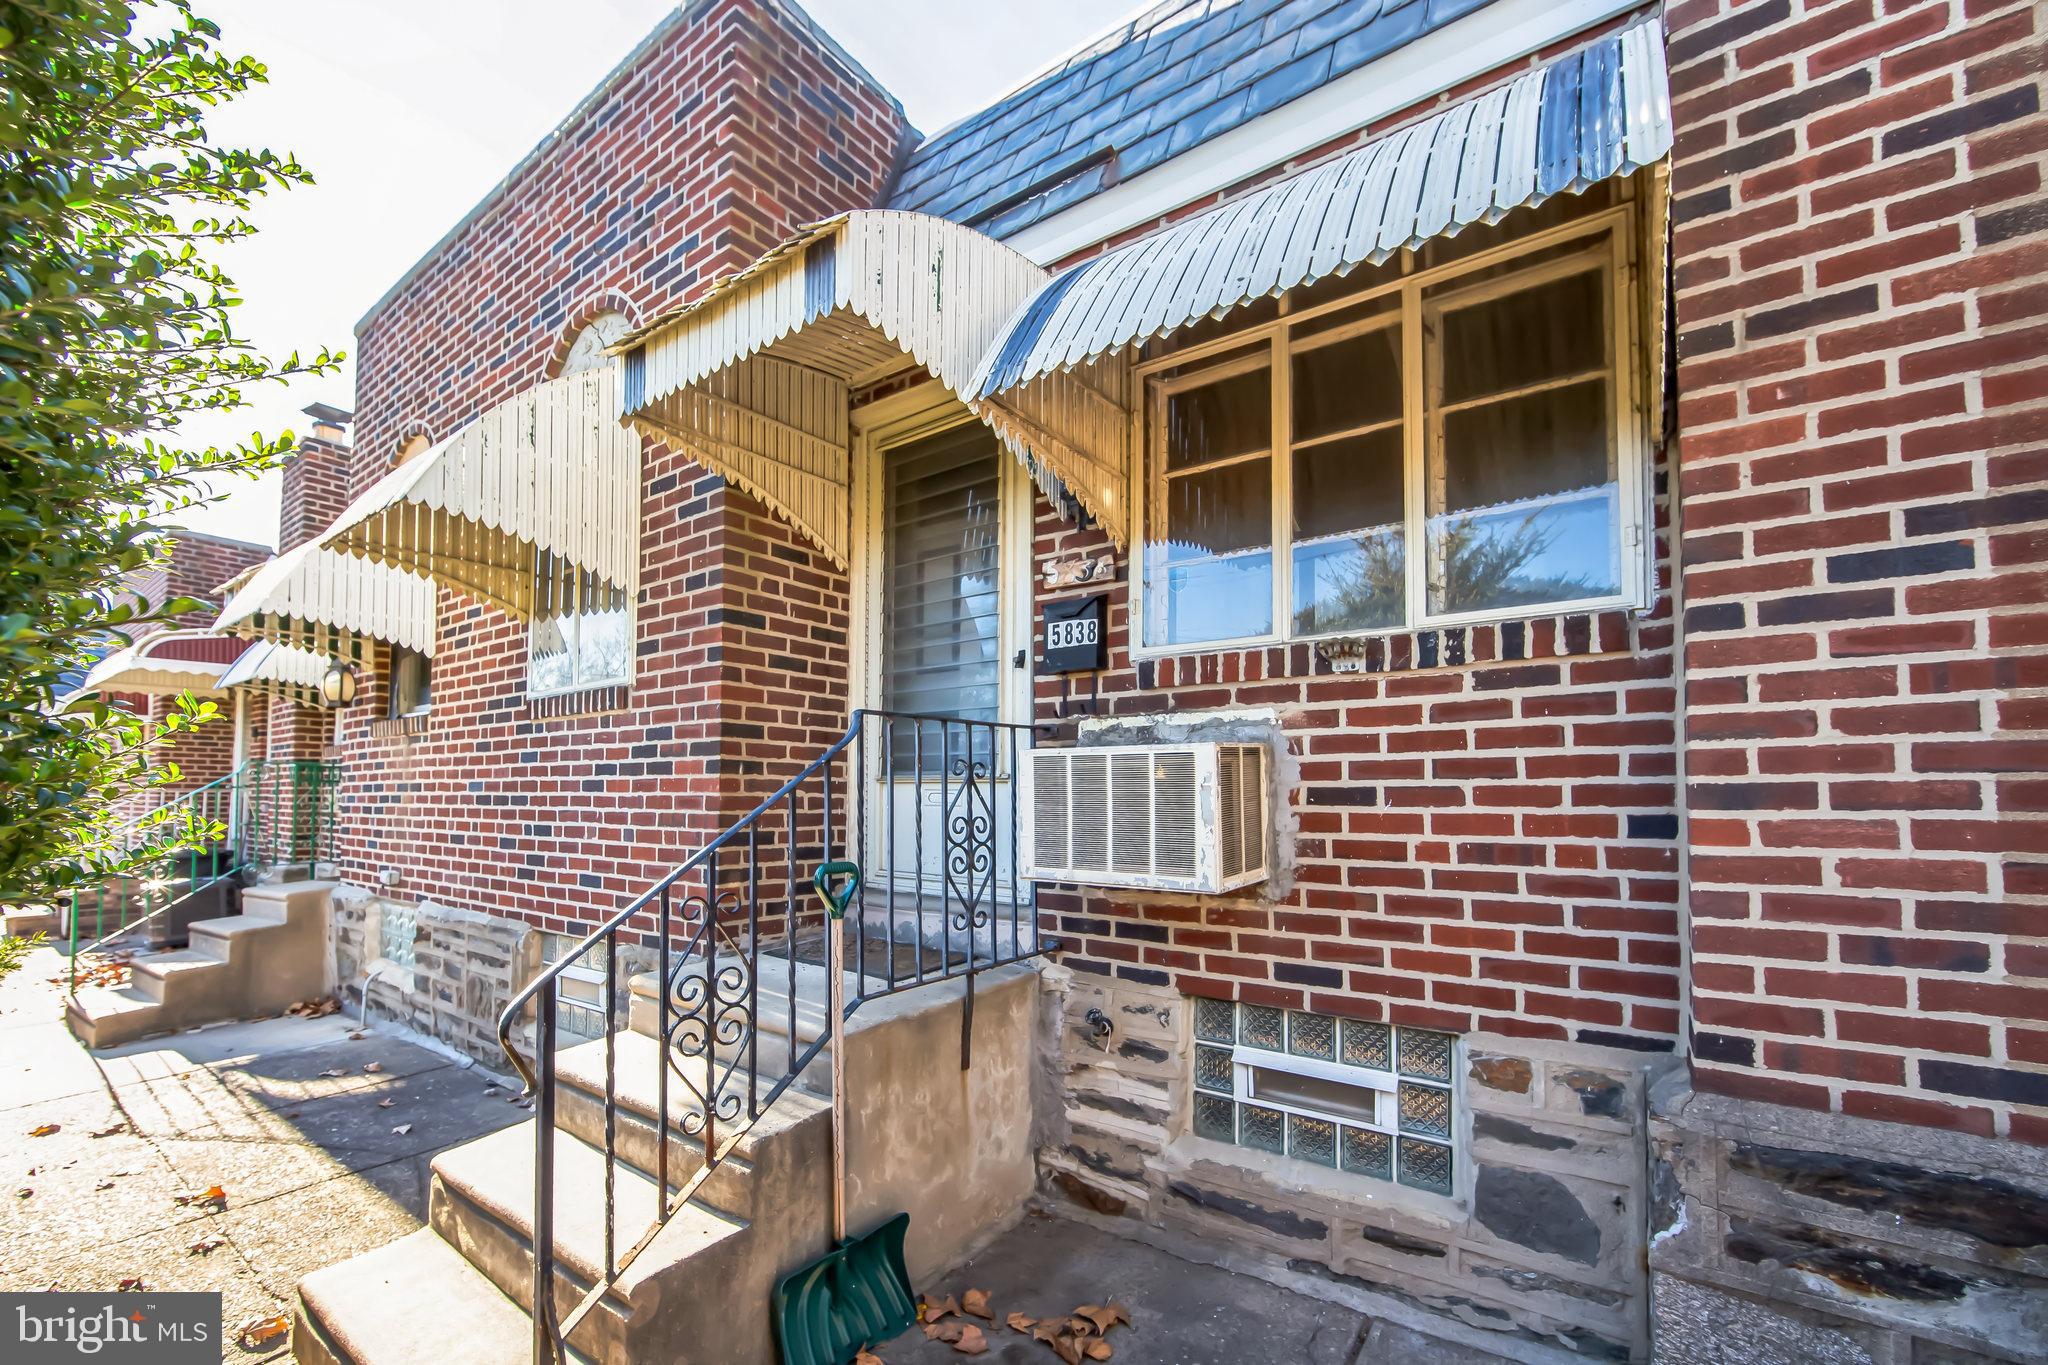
[855,408,1029,919]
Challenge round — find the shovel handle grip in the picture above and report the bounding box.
[812,860,861,920]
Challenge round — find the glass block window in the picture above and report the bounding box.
[377,902,417,970]
[538,933,611,1040]
[1189,998,1457,1195]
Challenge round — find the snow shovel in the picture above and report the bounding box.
[772,860,918,1365]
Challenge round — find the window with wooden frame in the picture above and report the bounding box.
[1136,204,1646,653]
[527,549,631,698]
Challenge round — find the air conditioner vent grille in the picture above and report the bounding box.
[1024,741,1270,894]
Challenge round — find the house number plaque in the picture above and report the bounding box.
[1041,594,1108,674]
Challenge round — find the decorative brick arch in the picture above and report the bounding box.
[544,292,640,379]
[392,418,434,466]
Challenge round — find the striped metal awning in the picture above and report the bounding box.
[76,631,243,698]
[217,641,331,705]
[617,210,1132,561]
[973,20,1671,396]
[216,539,438,658]
[320,365,641,618]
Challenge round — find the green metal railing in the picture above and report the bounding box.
[67,759,340,992]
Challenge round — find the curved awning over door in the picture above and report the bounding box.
[76,631,242,698]
[216,539,438,657]
[218,641,329,705]
[320,365,641,618]
[616,210,1133,562]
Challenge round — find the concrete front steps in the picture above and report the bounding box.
[297,954,844,1365]
[65,881,333,1049]
[297,954,1040,1365]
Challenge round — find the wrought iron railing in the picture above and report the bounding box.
[66,758,340,990]
[497,708,1051,1364]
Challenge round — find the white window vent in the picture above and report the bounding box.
[1024,742,1269,894]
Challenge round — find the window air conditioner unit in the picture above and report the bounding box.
[1023,742,1269,894]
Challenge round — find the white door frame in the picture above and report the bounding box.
[846,382,1033,728]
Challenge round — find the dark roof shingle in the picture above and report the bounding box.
[888,0,1504,238]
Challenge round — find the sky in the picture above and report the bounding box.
[170,0,1118,548]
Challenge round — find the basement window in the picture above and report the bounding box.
[539,933,610,1040]
[1190,998,1457,1196]
[378,901,418,972]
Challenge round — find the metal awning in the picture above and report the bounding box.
[77,631,242,698]
[320,365,640,618]
[617,210,1132,561]
[216,539,438,657]
[973,20,1671,396]
[218,641,330,705]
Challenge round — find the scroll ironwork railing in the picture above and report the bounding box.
[66,758,340,991]
[496,708,1051,1364]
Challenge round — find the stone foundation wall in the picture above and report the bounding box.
[1034,965,1677,1362]
[1650,1078,2048,1363]
[331,885,540,1066]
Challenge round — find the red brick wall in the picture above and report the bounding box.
[349,0,908,482]
[1667,0,2048,1139]
[332,0,898,931]
[1030,483,1682,1053]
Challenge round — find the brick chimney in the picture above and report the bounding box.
[280,402,353,551]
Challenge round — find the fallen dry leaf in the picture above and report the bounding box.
[1076,1304,1129,1334]
[15,1188,30,1199]
[962,1287,992,1320]
[89,1123,127,1138]
[391,1124,412,1136]
[1084,1340,1113,1361]
[94,1179,114,1191]
[318,1068,346,1078]
[1051,1335,1084,1365]
[285,997,340,1018]
[1006,1311,1035,1332]
[853,1351,884,1365]
[187,1237,225,1256]
[29,1123,58,1137]
[951,1323,988,1355]
[235,1314,290,1349]
[348,1031,367,1041]
[922,1293,960,1324]
[116,1278,147,1292]
[923,1320,963,1345]
[173,1185,227,1210]
[362,1062,382,1074]
[1030,1320,1064,1346]
[377,1098,395,1109]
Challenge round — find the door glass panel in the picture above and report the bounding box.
[882,424,1002,766]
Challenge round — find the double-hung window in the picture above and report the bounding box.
[1139,212,1644,652]
[528,550,631,697]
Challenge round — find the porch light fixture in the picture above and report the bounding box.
[318,660,360,709]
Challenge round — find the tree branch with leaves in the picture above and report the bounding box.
[0,0,340,905]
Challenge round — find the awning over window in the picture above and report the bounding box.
[218,641,330,705]
[616,210,1131,561]
[76,631,242,698]
[320,365,641,618]
[973,20,1671,396]
[216,540,438,657]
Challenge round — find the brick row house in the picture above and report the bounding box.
[70,1,2048,1360]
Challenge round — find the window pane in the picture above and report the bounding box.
[1292,326,1400,441]
[1165,366,1270,471]
[1146,453,1273,648]
[529,610,574,693]
[576,585,630,685]
[1437,268,1605,404]
[1429,378,1619,615]
[1292,428,1405,636]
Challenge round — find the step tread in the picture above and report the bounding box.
[67,983,161,1018]
[188,913,288,938]
[554,1030,828,1152]
[131,949,228,978]
[435,1119,748,1294]
[298,1229,547,1365]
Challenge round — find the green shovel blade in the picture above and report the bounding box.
[773,1211,916,1365]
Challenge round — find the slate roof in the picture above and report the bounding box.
[887,0,1502,240]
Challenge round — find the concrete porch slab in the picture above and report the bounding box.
[879,1209,1377,1364]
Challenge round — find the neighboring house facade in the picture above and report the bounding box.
[124,1,2048,1360]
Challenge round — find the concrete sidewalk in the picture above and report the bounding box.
[0,943,523,1361]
